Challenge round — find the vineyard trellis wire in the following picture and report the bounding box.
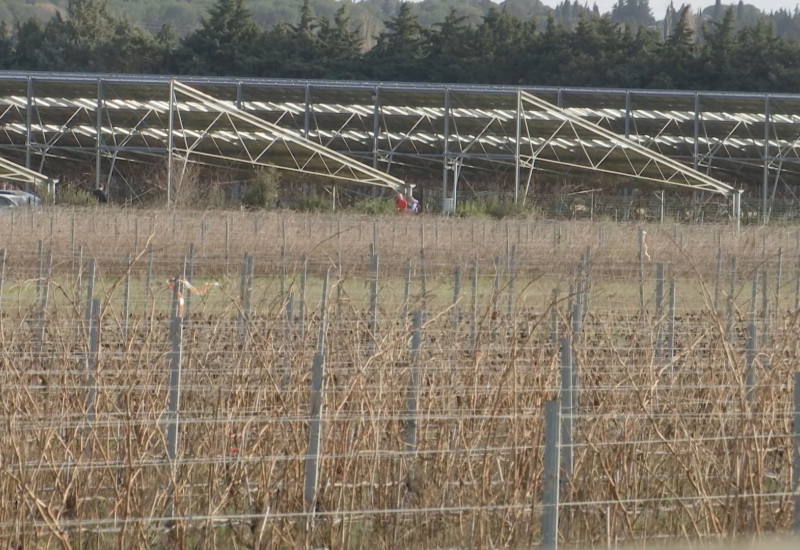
[0,206,798,548]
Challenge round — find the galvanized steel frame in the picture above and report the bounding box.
[0,72,795,219]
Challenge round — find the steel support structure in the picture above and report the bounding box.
[518,91,734,196]
[0,72,797,215]
[0,155,51,191]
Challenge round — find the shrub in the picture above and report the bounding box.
[296,192,332,212]
[53,185,96,206]
[456,196,532,219]
[351,197,396,215]
[241,167,280,209]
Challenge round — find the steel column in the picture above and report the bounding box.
[763,96,770,224]
[304,84,311,139]
[515,89,521,203]
[443,88,451,212]
[693,93,700,171]
[95,79,104,193]
[167,79,175,207]
[25,77,33,192]
[624,90,631,139]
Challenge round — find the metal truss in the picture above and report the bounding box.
[1,72,799,220]
[517,91,734,197]
[0,154,51,190]
[168,81,406,194]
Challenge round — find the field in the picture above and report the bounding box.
[0,206,798,549]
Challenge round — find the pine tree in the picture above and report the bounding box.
[178,0,262,75]
[426,7,478,82]
[0,21,12,69]
[364,2,429,81]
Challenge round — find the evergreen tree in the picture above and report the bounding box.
[0,21,13,70]
[734,18,786,90]
[364,2,429,81]
[425,7,478,82]
[611,0,656,27]
[317,4,362,63]
[567,16,637,86]
[653,6,698,89]
[177,0,262,76]
[701,7,736,89]
[11,18,49,70]
[525,15,572,85]
[473,6,535,83]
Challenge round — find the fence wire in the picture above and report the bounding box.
[0,207,798,548]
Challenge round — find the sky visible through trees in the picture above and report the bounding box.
[580,1,798,17]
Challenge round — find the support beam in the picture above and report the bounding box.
[443,87,451,211]
[172,81,405,192]
[519,91,735,197]
[763,96,771,224]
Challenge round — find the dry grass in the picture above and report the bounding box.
[0,207,797,548]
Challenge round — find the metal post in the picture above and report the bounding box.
[145,243,154,299]
[225,218,230,276]
[239,252,253,348]
[638,228,645,315]
[300,254,307,340]
[86,298,100,424]
[693,93,700,171]
[36,250,51,354]
[793,372,800,533]
[36,240,43,303]
[655,264,665,319]
[515,89,521,203]
[442,88,450,211]
[470,262,478,352]
[726,295,735,344]
[403,259,411,326]
[667,278,676,367]
[507,245,516,319]
[84,258,96,334]
[776,247,783,313]
[542,400,561,550]
[0,249,5,331]
[184,244,195,319]
[405,312,422,454]
[165,278,184,519]
[304,269,329,517]
[369,250,379,354]
[560,337,573,481]
[25,77,33,178]
[167,79,175,207]
[727,257,737,340]
[762,268,770,350]
[762,96,770,224]
[733,191,742,231]
[303,84,311,139]
[95,79,104,192]
[745,311,757,403]
[551,289,559,344]
[122,253,131,341]
[571,292,582,344]
[656,263,664,361]
[795,253,800,312]
[453,266,462,324]
[420,228,427,312]
[714,239,722,312]
[280,245,286,300]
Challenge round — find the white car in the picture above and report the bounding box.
[0,189,41,207]
[0,195,17,208]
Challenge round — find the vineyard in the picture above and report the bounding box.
[0,207,798,549]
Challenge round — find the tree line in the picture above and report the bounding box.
[2,0,800,92]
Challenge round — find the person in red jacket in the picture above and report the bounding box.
[395,192,408,213]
